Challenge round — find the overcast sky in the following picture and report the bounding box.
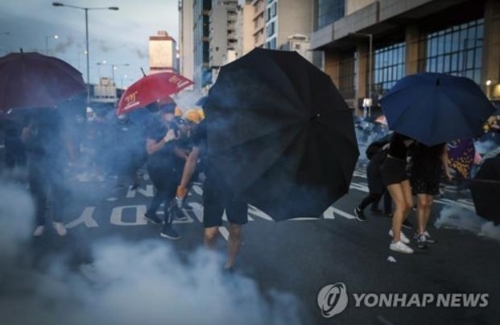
[0,0,179,88]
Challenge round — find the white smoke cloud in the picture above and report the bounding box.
[435,206,500,242]
[0,181,34,267]
[0,182,307,325]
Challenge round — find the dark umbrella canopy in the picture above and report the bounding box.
[0,52,85,111]
[380,73,496,146]
[470,156,500,222]
[205,48,359,221]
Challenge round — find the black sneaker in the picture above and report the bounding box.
[416,234,427,249]
[402,219,414,229]
[160,224,181,240]
[169,205,188,221]
[413,231,436,244]
[354,208,367,222]
[144,213,162,224]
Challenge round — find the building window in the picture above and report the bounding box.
[317,0,345,30]
[374,42,406,96]
[423,18,484,84]
[271,2,277,17]
[266,37,277,50]
[266,22,275,37]
[339,51,356,100]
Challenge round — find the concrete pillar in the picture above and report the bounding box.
[482,0,500,99]
[324,50,340,87]
[405,24,426,75]
[355,43,369,115]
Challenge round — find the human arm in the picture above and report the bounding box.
[442,145,453,181]
[175,146,200,206]
[146,129,177,154]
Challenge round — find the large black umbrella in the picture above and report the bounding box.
[470,156,500,223]
[204,48,359,221]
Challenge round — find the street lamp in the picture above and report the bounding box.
[52,2,119,104]
[349,32,373,114]
[45,34,59,55]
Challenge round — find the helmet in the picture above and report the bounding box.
[184,109,203,124]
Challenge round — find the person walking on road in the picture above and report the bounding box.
[410,142,452,248]
[143,103,183,240]
[354,139,392,221]
[175,118,248,271]
[21,108,73,237]
[380,132,415,254]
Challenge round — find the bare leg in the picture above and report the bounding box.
[387,180,412,242]
[225,223,243,269]
[417,194,433,234]
[204,226,219,249]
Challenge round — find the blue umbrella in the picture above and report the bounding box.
[380,73,496,146]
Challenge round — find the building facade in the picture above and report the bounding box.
[193,0,212,91]
[311,0,500,113]
[148,31,179,75]
[264,0,313,51]
[179,0,195,84]
[236,0,255,58]
[209,0,239,68]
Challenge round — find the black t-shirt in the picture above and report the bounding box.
[388,133,413,160]
[191,119,208,160]
[24,109,65,163]
[411,143,445,181]
[145,119,178,170]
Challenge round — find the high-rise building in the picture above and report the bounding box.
[209,0,239,68]
[263,0,313,50]
[149,31,179,75]
[193,0,212,91]
[235,0,254,58]
[251,0,266,48]
[310,0,500,113]
[179,0,194,84]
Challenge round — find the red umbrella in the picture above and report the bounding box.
[117,72,194,115]
[0,52,85,111]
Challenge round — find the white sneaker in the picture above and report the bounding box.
[52,222,67,236]
[33,226,45,237]
[389,229,410,244]
[390,241,414,254]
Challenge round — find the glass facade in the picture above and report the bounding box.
[374,42,406,96]
[424,18,484,84]
[193,0,212,89]
[316,0,345,30]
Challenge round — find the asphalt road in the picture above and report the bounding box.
[1,164,495,325]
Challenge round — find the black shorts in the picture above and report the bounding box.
[203,175,248,228]
[380,156,409,186]
[411,178,440,196]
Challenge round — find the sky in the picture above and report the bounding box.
[0,0,179,88]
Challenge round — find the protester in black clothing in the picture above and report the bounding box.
[21,108,73,237]
[175,119,248,271]
[2,117,26,170]
[410,142,452,248]
[354,145,392,221]
[380,132,415,254]
[143,103,184,240]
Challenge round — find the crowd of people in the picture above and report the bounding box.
[1,100,499,265]
[353,110,500,254]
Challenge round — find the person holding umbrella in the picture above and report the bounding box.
[175,117,248,271]
[21,108,73,237]
[143,102,183,240]
[380,132,415,254]
[410,142,452,248]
